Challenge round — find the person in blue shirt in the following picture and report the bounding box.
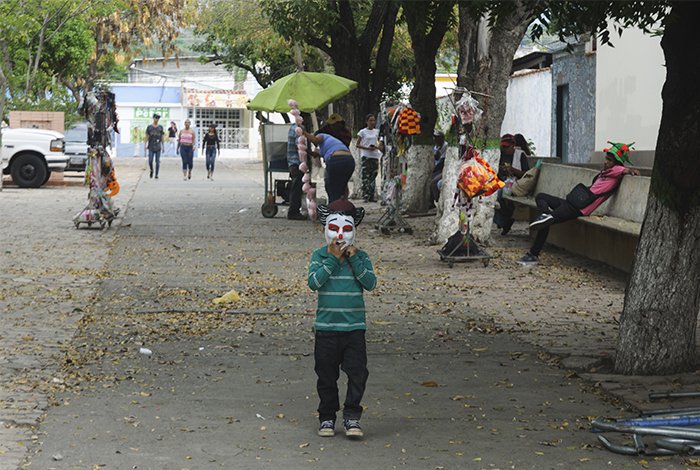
[304,121,356,204]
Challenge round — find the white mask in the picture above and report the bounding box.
[324,213,356,246]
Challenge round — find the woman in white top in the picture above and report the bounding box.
[355,114,384,202]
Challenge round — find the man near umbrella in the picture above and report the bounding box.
[287,115,307,220]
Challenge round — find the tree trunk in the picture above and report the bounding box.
[402,145,434,214]
[456,1,537,143]
[404,1,453,137]
[615,2,700,375]
[409,47,439,136]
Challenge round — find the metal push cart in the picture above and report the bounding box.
[260,123,293,218]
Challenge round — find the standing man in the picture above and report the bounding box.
[145,114,165,179]
[287,117,306,220]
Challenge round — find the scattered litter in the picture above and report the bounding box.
[52,453,63,461]
[198,347,205,351]
[51,377,64,384]
[238,208,249,213]
[139,347,152,356]
[213,289,241,304]
[12,277,34,283]
[256,413,266,420]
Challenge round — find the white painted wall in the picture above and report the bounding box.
[595,27,665,152]
[500,68,552,156]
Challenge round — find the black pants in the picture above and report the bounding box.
[494,188,515,230]
[288,164,303,216]
[314,330,368,422]
[324,154,355,203]
[361,157,379,201]
[430,172,442,203]
[530,192,582,256]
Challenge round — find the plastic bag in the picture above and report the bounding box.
[457,157,504,198]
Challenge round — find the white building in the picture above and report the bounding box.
[111,57,262,157]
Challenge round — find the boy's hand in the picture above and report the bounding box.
[345,245,358,257]
[328,237,347,259]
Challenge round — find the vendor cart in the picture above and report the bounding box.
[260,123,293,218]
[437,196,491,267]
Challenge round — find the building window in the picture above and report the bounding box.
[187,107,248,149]
[556,84,569,162]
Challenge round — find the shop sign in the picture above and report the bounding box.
[134,107,170,119]
[182,88,248,108]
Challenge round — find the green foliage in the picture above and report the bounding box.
[260,0,338,47]
[534,1,670,46]
[194,0,325,88]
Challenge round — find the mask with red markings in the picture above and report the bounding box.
[324,213,356,246]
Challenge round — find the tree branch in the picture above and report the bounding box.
[359,0,388,51]
[370,1,399,104]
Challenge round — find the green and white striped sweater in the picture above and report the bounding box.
[307,246,377,331]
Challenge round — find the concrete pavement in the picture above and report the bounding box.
[1,157,696,469]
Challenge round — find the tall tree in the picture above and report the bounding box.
[402,0,455,137]
[80,0,193,101]
[194,0,326,89]
[457,0,543,143]
[540,1,698,375]
[261,0,400,130]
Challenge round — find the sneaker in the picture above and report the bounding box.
[318,420,335,437]
[518,252,539,266]
[149,170,153,178]
[343,419,363,438]
[529,213,554,230]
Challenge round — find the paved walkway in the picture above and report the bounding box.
[1,157,697,469]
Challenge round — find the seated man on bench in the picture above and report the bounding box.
[518,141,640,266]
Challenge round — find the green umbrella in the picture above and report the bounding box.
[247,71,358,113]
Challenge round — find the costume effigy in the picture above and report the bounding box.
[438,91,502,266]
[73,89,120,229]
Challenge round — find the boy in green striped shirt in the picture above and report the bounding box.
[308,199,377,439]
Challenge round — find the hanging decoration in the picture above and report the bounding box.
[288,99,318,221]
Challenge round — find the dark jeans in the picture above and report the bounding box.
[148,149,161,176]
[324,154,355,204]
[494,188,515,230]
[361,157,379,201]
[530,192,582,256]
[205,146,217,172]
[180,145,194,171]
[314,329,368,422]
[288,164,303,215]
[430,172,442,203]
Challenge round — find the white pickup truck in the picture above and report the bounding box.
[1,128,69,188]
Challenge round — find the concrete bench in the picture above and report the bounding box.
[503,162,650,272]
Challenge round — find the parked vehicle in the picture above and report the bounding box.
[63,122,88,172]
[1,128,68,187]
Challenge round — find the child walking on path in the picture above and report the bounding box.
[356,114,384,202]
[307,199,377,438]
